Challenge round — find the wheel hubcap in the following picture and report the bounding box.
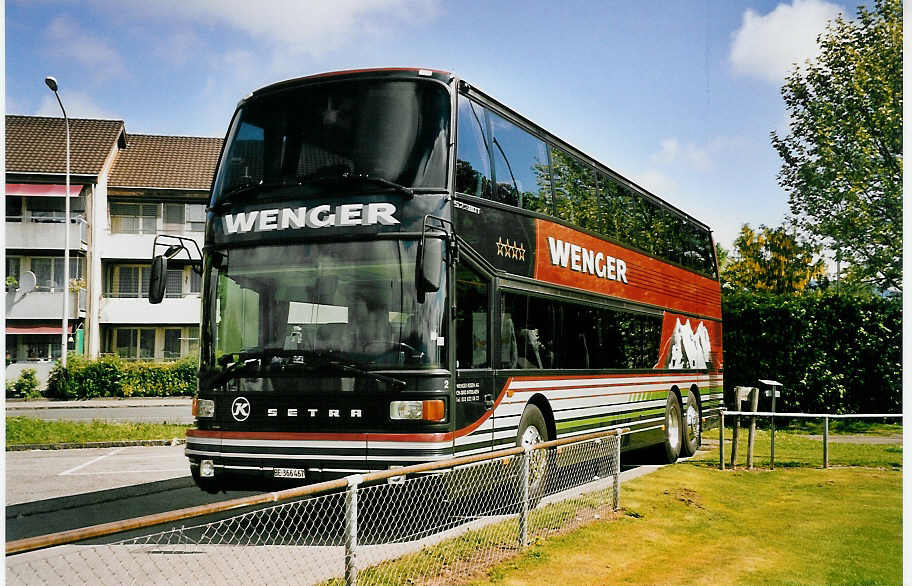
[521,425,547,484]
[668,406,681,452]
[685,403,699,444]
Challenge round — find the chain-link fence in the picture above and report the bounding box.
[7,430,623,585]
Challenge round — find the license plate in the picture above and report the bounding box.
[273,468,306,479]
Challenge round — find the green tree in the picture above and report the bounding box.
[722,224,826,294]
[715,243,730,273]
[771,0,902,291]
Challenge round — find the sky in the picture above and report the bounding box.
[5,0,868,251]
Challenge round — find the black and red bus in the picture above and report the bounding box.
[150,68,722,492]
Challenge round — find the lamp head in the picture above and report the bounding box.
[44,76,59,92]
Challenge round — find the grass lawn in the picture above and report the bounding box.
[5,416,190,446]
[466,429,901,585]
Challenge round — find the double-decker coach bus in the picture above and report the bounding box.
[151,68,723,492]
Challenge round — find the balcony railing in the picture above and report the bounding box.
[5,216,88,249]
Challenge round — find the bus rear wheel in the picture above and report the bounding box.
[680,391,702,457]
[660,393,683,464]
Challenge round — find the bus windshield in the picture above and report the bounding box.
[203,240,447,377]
[212,79,450,206]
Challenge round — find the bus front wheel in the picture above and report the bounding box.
[517,404,551,502]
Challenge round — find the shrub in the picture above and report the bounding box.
[12,369,41,399]
[47,353,198,399]
[722,291,901,415]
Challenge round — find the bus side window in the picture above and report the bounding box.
[488,111,552,214]
[455,95,492,199]
[455,264,490,369]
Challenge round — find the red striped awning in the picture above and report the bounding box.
[5,323,74,334]
[5,184,81,197]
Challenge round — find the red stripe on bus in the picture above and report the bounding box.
[187,383,510,443]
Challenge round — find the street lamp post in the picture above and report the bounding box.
[45,76,70,369]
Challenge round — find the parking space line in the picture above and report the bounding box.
[59,446,127,476]
[63,469,188,476]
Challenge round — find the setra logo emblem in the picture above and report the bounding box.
[231,397,251,422]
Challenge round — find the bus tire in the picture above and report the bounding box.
[660,393,683,464]
[517,404,551,503]
[680,390,702,457]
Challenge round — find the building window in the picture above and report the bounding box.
[164,203,185,231]
[111,328,155,360]
[18,334,62,361]
[16,257,84,291]
[166,269,183,299]
[6,196,23,221]
[6,257,21,286]
[188,204,206,232]
[164,328,182,360]
[107,265,151,298]
[111,203,159,234]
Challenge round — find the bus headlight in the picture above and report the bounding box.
[389,400,445,422]
[193,398,215,418]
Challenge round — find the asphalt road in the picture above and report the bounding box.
[5,444,664,545]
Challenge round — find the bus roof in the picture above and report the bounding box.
[239,67,713,235]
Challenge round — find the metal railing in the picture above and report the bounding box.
[7,429,624,585]
[719,410,902,470]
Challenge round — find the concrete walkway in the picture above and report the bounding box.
[6,397,192,410]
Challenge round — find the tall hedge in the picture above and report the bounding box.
[722,291,901,414]
[47,354,198,399]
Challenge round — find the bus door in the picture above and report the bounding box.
[453,261,494,455]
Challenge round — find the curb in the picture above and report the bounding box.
[6,400,192,410]
[7,439,186,451]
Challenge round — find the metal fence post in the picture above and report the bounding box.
[345,475,363,586]
[823,416,829,469]
[613,432,621,510]
[719,411,725,470]
[519,447,530,547]
[747,388,759,469]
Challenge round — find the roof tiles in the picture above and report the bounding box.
[109,134,223,191]
[6,115,126,176]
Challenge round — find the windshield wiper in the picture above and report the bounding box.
[302,170,415,199]
[278,349,407,389]
[208,180,301,213]
[204,354,264,388]
[211,349,407,389]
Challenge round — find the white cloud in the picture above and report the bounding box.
[43,15,126,81]
[632,169,679,197]
[730,0,844,84]
[107,0,441,59]
[654,138,713,173]
[34,91,119,120]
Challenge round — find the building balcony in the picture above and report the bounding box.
[5,217,88,251]
[5,289,86,320]
[99,295,201,324]
[100,230,203,261]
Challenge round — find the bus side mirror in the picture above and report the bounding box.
[149,255,167,304]
[417,234,444,300]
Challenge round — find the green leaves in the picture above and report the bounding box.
[771,0,902,291]
[47,354,199,399]
[721,223,825,294]
[723,291,901,414]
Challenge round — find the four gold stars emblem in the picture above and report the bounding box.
[496,237,526,261]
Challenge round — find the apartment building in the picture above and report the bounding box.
[5,115,222,384]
